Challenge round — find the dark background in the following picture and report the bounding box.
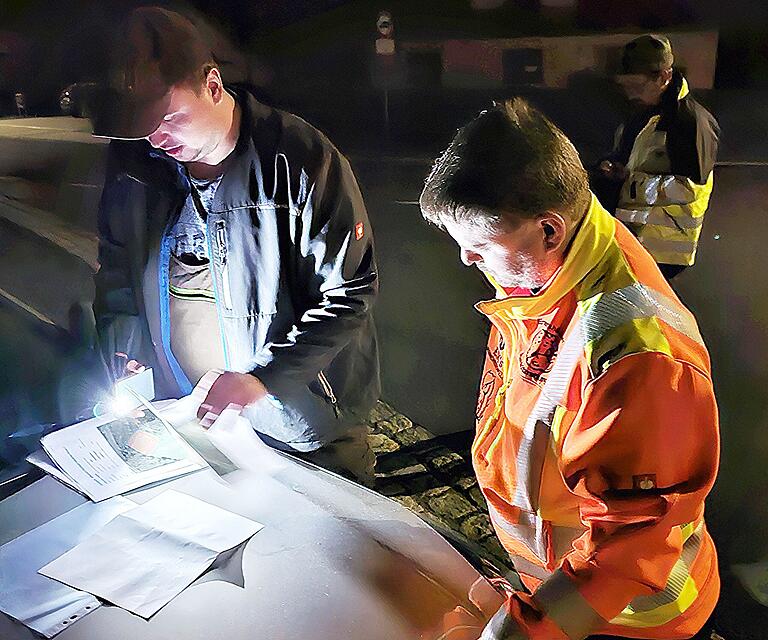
[0,2,767,635]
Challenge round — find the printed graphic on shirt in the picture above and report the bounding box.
[488,335,504,374]
[476,371,498,423]
[520,321,562,383]
[476,335,505,423]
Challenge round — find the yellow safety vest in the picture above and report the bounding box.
[615,80,714,266]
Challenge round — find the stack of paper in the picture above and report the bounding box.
[0,490,263,636]
[27,399,208,502]
[0,497,135,637]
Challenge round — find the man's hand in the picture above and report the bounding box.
[479,604,524,640]
[598,160,628,182]
[196,371,268,427]
[115,352,145,376]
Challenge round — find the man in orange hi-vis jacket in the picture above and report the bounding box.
[419,99,719,640]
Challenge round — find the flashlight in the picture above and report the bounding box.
[93,368,156,417]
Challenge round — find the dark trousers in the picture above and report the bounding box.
[292,426,376,488]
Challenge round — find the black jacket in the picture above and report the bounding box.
[94,86,380,448]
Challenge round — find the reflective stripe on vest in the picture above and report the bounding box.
[637,236,699,266]
[617,171,714,266]
[487,502,583,567]
[615,207,705,230]
[510,284,702,514]
[488,502,549,563]
[532,569,606,640]
[610,522,704,628]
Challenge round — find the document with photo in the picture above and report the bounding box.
[37,396,208,502]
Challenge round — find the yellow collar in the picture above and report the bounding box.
[677,76,689,101]
[476,194,615,319]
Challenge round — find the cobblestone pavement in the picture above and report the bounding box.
[365,400,514,577]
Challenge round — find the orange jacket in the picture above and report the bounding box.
[473,196,719,639]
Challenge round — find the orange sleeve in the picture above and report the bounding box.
[503,351,720,639]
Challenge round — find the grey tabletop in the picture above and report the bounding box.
[0,433,502,640]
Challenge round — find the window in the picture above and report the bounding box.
[502,48,543,86]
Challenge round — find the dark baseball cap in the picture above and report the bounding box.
[619,34,674,76]
[89,6,215,139]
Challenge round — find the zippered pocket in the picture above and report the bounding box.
[220,265,234,311]
[317,370,341,418]
[214,220,233,311]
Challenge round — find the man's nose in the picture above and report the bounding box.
[460,247,481,266]
[146,126,167,148]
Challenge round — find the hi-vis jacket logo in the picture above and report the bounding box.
[520,321,562,383]
[476,336,505,422]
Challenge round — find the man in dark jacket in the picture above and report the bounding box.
[595,34,720,280]
[88,7,379,485]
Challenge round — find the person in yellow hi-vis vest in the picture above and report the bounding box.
[596,35,720,280]
[420,99,719,639]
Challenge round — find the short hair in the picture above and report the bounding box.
[419,98,590,231]
[186,61,219,94]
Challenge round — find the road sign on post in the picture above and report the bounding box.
[373,11,398,143]
[375,11,395,56]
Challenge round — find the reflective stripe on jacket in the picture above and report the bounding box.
[615,76,718,266]
[473,195,719,639]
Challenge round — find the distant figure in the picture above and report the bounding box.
[420,99,720,639]
[14,92,26,116]
[596,35,719,280]
[87,7,379,486]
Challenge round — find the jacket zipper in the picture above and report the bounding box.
[214,220,234,311]
[205,219,230,369]
[317,370,341,418]
[158,201,193,395]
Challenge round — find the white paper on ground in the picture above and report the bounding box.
[0,497,135,638]
[40,490,263,619]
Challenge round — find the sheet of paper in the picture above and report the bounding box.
[26,448,83,495]
[40,490,263,618]
[0,497,134,638]
[206,406,289,475]
[40,399,209,502]
[157,377,287,477]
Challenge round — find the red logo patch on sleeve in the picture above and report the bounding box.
[355,221,364,241]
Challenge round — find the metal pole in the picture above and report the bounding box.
[383,87,390,147]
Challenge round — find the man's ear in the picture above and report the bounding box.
[539,212,568,253]
[205,67,225,103]
[659,67,673,88]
